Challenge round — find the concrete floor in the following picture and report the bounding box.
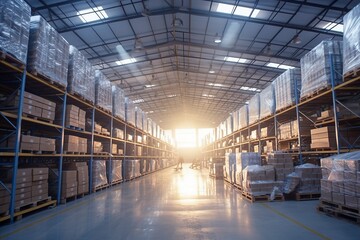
[1,164,359,240]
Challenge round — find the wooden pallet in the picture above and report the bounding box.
[111,179,123,185]
[0,49,26,69]
[29,71,66,91]
[315,117,334,124]
[22,113,54,124]
[60,192,89,204]
[93,184,109,192]
[96,105,112,115]
[319,200,360,215]
[275,104,296,114]
[0,198,56,223]
[66,125,84,131]
[93,152,109,155]
[317,202,360,225]
[242,191,284,203]
[295,192,321,201]
[344,67,360,82]
[209,174,223,180]
[68,91,95,105]
[234,184,243,191]
[300,86,332,101]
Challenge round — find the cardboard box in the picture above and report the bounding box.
[0,203,9,213]
[62,171,77,183]
[0,168,33,183]
[112,144,118,154]
[31,194,48,202]
[78,183,89,195]
[33,168,49,176]
[15,197,31,208]
[41,109,55,120]
[33,174,48,181]
[39,137,56,152]
[32,186,48,196]
[16,191,32,200]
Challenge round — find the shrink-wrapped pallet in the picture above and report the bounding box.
[142,112,148,132]
[27,16,69,87]
[294,163,322,193]
[343,3,360,76]
[112,85,126,120]
[125,97,135,126]
[147,118,153,134]
[68,46,95,103]
[233,109,240,131]
[239,105,248,129]
[226,115,233,136]
[248,93,260,125]
[235,152,261,185]
[260,83,275,119]
[300,41,343,99]
[95,70,112,113]
[0,0,31,64]
[135,106,143,130]
[274,68,301,111]
[110,160,122,183]
[92,160,108,189]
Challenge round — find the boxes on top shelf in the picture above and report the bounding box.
[226,115,233,136]
[0,0,31,64]
[95,70,112,113]
[274,68,301,112]
[68,45,95,103]
[248,93,260,125]
[239,105,249,129]
[232,109,240,131]
[135,106,143,130]
[300,40,343,99]
[259,83,275,119]
[112,85,126,120]
[343,3,360,77]
[27,16,69,88]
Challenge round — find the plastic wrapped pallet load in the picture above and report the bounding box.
[294,163,322,194]
[142,112,148,132]
[125,97,136,126]
[0,0,31,64]
[110,160,122,183]
[300,40,343,99]
[248,93,260,125]
[343,3,360,76]
[112,85,126,120]
[135,106,143,130]
[92,160,108,190]
[320,151,360,209]
[27,16,69,88]
[67,46,95,103]
[274,68,301,112]
[239,105,249,129]
[235,152,261,186]
[95,70,112,113]
[259,83,275,119]
[242,165,282,196]
[232,109,240,131]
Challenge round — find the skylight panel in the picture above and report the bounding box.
[323,22,343,32]
[116,58,137,66]
[77,6,108,23]
[224,57,249,63]
[266,62,294,70]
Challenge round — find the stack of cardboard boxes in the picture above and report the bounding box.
[4,134,56,153]
[113,128,124,139]
[31,168,49,202]
[294,163,322,193]
[267,152,294,181]
[242,165,283,196]
[59,104,86,130]
[310,126,336,149]
[64,162,89,195]
[60,135,87,153]
[321,152,360,209]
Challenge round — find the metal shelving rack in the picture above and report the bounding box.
[202,57,360,167]
[0,57,176,224]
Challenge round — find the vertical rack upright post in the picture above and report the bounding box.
[89,107,95,192]
[9,69,27,223]
[294,73,303,164]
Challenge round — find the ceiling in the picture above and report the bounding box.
[25,0,358,129]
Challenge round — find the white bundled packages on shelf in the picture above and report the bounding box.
[134,159,141,178]
[95,70,112,113]
[235,152,261,186]
[27,16,69,87]
[226,115,233,136]
[343,3,360,76]
[259,83,275,119]
[124,160,134,180]
[152,121,157,137]
[274,68,301,112]
[225,152,236,184]
[248,93,260,125]
[68,46,95,103]
[112,85,125,120]
[92,160,108,189]
[135,106,143,130]
[125,97,136,126]
[0,0,31,64]
[239,104,249,129]
[147,118,153,134]
[300,40,343,99]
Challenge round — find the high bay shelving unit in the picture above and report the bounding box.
[203,58,360,166]
[0,57,176,223]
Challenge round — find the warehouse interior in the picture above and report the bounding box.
[1,0,360,239]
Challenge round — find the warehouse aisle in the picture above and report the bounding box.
[1,165,359,240]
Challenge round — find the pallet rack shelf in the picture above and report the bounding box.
[0,57,176,223]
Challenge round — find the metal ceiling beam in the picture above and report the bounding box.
[56,7,342,36]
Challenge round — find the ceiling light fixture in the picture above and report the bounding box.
[292,31,301,44]
[77,6,108,23]
[214,33,222,43]
[116,58,137,65]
